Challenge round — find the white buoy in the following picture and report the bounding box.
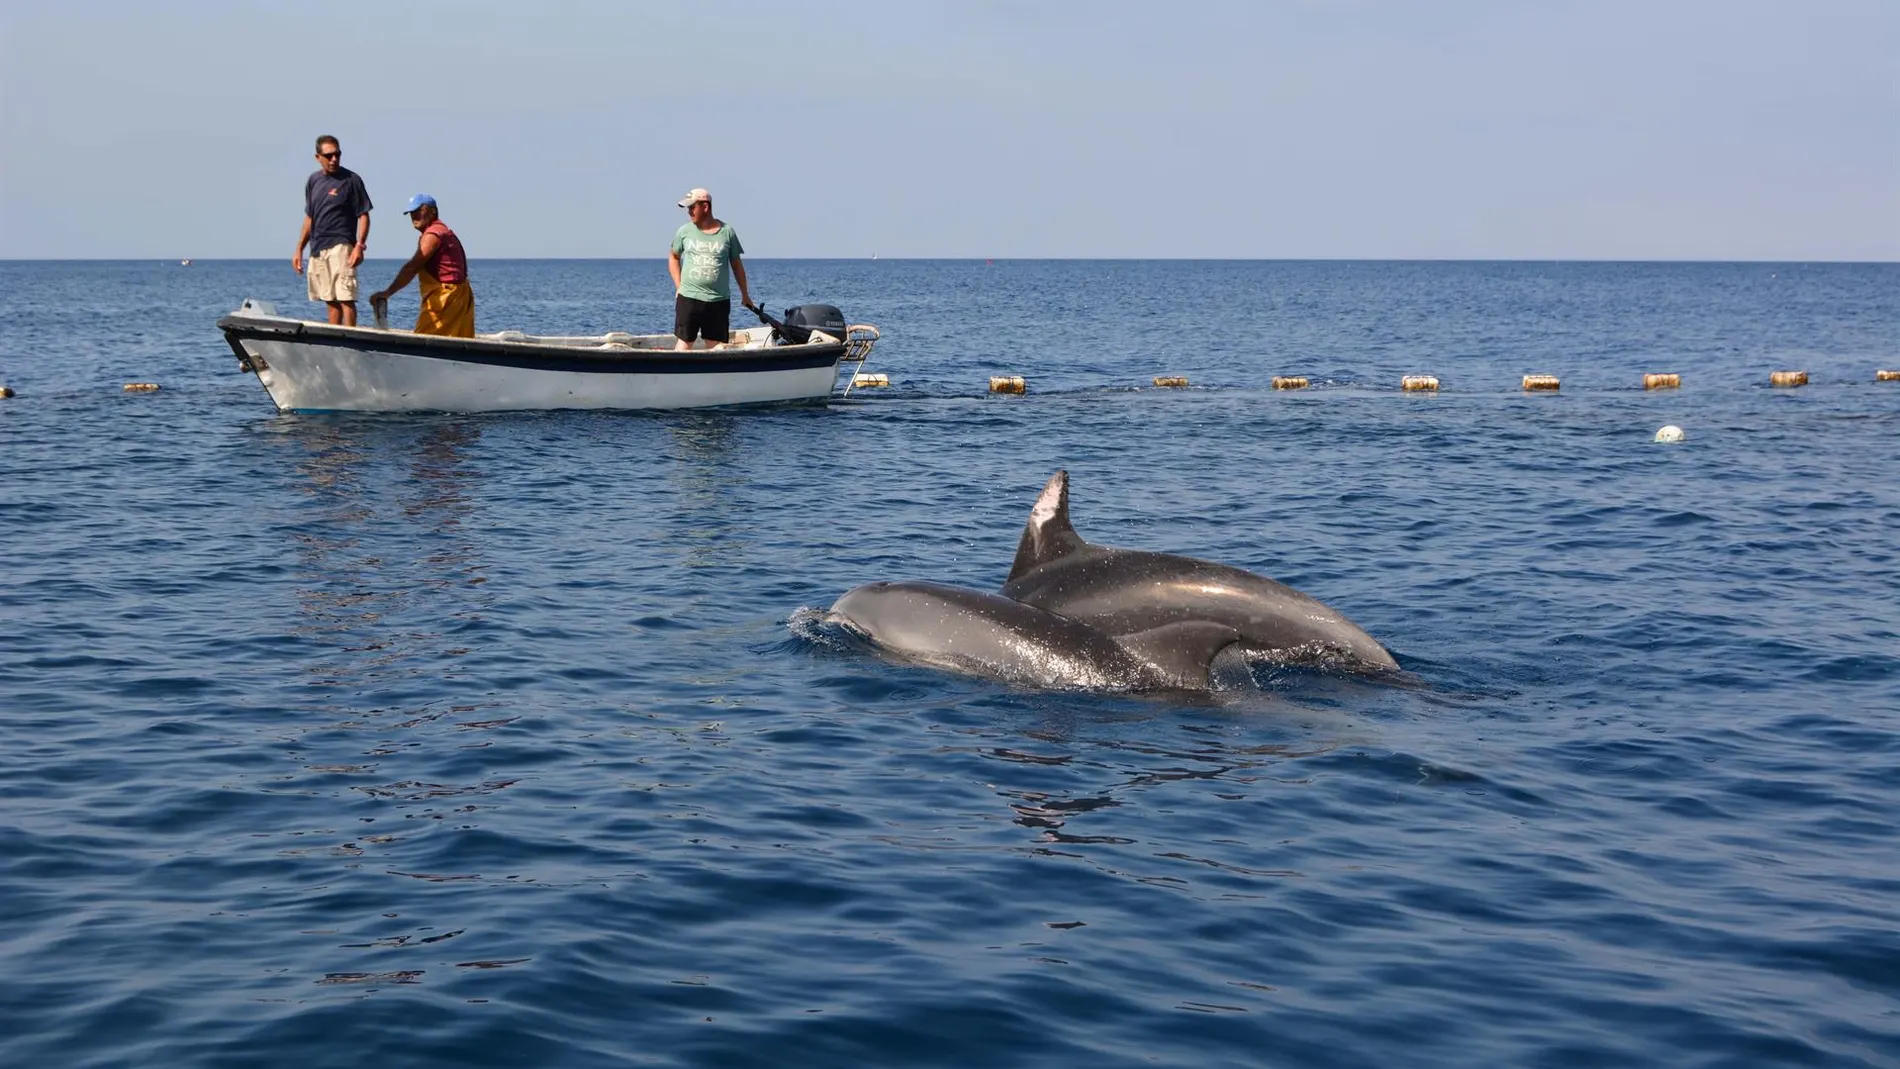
[1654,425,1686,443]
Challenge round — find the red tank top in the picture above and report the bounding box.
[422,221,467,284]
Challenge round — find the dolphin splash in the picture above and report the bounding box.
[824,471,1399,691]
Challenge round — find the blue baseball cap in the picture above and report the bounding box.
[403,193,437,214]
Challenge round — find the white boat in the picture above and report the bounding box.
[216,299,881,414]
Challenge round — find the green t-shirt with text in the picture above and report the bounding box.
[671,223,744,302]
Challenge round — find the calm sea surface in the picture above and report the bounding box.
[2,259,1897,1068]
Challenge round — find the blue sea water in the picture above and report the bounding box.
[1,258,1897,1068]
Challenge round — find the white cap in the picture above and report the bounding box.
[677,188,710,207]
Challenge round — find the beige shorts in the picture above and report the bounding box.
[307,243,359,302]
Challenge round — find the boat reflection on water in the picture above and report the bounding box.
[260,416,497,722]
[400,420,486,589]
[660,412,752,574]
[251,407,834,718]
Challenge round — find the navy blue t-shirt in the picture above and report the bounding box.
[304,167,373,255]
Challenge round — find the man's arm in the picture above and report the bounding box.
[369,232,440,302]
[294,215,312,274]
[731,255,752,308]
[668,249,683,292]
[349,211,371,269]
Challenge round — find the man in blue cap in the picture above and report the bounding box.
[368,194,473,337]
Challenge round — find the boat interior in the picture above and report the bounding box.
[229,299,880,360]
[477,326,785,350]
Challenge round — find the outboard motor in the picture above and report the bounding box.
[781,304,847,343]
[748,302,849,345]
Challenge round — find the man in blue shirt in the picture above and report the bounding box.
[294,135,373,326]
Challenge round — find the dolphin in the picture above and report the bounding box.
[1000,471,1400,673]
[825,580,1243,691]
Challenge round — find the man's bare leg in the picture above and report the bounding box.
[340,301,357,327]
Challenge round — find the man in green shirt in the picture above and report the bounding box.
[669,187,754,350]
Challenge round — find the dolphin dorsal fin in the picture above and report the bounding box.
[1007,470,1087,580]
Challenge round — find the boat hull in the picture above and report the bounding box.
[218,311,850,414]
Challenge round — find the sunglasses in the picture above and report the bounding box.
[317,150,340,160]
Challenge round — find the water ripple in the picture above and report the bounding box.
[1,260,1897,1068]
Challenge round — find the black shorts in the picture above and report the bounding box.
[674,295,731,343]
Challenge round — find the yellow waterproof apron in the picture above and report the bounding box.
[415,267,475,338]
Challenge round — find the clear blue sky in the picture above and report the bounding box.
[2,0,1894,260]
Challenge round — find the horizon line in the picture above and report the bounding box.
[4,255,1897,265]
